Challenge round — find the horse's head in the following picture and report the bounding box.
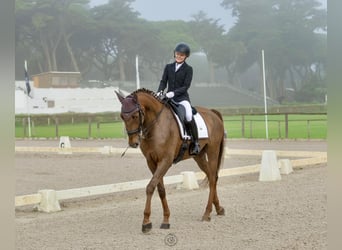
[115,91,144,148]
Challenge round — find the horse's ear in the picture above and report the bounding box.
[115,90,125,104]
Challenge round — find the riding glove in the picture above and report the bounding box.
[166,92,175,98]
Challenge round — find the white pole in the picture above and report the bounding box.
[135,55,140,90]
[24,60,32,137]
[262,50,268,139]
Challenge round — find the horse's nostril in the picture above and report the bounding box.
[131,143,139,148]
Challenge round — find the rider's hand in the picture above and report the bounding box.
[156,91,164,97]
[165,92,174,98]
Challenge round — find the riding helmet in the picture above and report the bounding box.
[174,43,190,57]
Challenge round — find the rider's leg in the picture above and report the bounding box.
[179,101,200,155]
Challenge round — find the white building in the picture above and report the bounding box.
[15,81,129,115]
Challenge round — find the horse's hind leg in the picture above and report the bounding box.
[214,183,225,216]
[202,173,218,221]
[194,153,214,221]
[209,159,225,217]
[205,168,225,219]
[194,151,224,221]
[158,179,171,229]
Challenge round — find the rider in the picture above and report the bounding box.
[157,42,200,155]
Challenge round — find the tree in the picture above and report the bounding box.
[15,0,91,74]
[189,11,226,83]
[58,0,92,72]
[89,0,157,81]
[221,0,327,102]
[145,20,197,80]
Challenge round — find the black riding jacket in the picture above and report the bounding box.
[157,61,193,103]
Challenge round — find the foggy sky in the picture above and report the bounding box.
[91,0,326,33]
[131,0,235,31]
[90,0,236,31]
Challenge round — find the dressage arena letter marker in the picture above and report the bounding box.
[278,159,293,175]
[100,146,112,155]
[59,136,72,155]
[178,171,199,190]
[259,150,281,181]
[36,189,61,212]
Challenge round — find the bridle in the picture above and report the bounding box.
[120,95,165,139]
[124,105,144,136]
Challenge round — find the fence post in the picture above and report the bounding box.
[307,120,311,139]
[249,120,253,138]
[22,118,27,137]
[31,120,35,136]
[97,122,100,137]
[241,115,245,138]
[88,116,92,138]
[285,114,288,138]
[55,117,59,138]
[278,121,281,138]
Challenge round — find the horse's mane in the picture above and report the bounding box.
[131,88,165,104]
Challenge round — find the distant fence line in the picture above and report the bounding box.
[15,112,327,139]
[226,112,326,139]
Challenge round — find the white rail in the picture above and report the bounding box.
[15,151,326,212]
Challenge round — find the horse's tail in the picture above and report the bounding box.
[211,109,225,180]
[199,109,225,187]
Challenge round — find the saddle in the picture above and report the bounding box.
[168,99,197,135]
[164,99,208,163]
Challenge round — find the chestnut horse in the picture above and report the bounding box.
[115,88,225,233]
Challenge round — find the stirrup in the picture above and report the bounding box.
[190,142,200,155]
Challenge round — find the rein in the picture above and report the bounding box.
[123,98,166,139]
[125,104,144,136]
[141,105,166,138]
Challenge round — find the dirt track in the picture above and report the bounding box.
[15,139,327,249]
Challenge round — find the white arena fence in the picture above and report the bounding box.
[15,146,327,212]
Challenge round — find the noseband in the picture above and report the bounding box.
[120,95,144,137]
[120,94,165,138]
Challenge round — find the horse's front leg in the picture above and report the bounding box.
[142,160,171,233]
[142,177,158,233]
[158,178,170,229]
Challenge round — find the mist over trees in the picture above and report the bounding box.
[15,0,326,103]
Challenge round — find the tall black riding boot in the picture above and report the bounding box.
[186,119,200,155]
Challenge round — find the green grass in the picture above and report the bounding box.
[15,114,327,139]
[15,122,126,139]
[224,114,326,139]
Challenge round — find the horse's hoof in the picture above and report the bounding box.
[201,215,211,222]
[217,207,225,216]
[142,222,152,233]
[160,223,170,229]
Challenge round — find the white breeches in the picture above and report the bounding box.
[178,100,192,122]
